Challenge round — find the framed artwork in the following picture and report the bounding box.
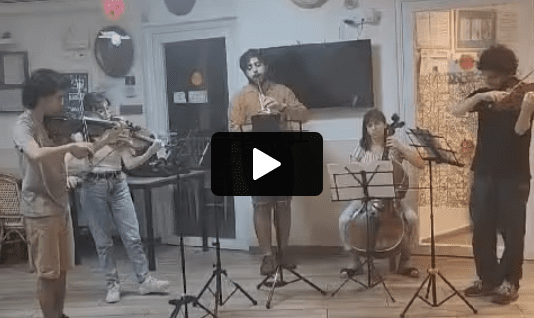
[456,10,496,49]
[0,51,28,111]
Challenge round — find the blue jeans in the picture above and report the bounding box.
[79,175,148,287]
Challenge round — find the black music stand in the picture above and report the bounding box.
[327,162,398,301]
[195,196,257,317]
[168,234,216,318]
[400,128,476,318]
[256,204,327,309]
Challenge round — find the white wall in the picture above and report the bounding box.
[0,0,411,249]
[141,0,406,249]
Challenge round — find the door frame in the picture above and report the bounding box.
[141,17,247,249]
[395,0,533,257]
[141,17,238,140]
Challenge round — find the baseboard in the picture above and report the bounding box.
[420,224,472,244]
[248,245,346,256]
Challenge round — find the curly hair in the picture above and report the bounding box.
[22,69,70,110]
[477,45,518,76]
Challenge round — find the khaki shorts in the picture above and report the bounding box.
[26,213,75,279]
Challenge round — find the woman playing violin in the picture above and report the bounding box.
[450,45,532,305]
[67,93,169,303]
[339,109,424,278]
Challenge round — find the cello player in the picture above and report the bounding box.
[339,109,424,278]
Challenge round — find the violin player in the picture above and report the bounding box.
[229,49,308,276]
[450,45,532,305]
[340,109,424,278]
[67,92,169,303]
[13,69,103,318]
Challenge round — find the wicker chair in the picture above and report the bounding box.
[0,173,31,267]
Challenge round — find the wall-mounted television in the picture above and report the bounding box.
[259,39,374,109]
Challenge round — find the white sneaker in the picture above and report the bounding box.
[105,282,121,303]
[139,275,170,295]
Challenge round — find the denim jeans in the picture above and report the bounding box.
[471,171,529,288]
[79,175,148,287]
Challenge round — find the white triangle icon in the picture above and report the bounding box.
[253,148,281,180]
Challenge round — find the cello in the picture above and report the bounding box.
[340,114,407,257]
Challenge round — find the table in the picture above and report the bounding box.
[70,171,211,270]
[126,175,179,271]
[175,170,209,250]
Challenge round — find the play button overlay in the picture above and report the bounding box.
[211,132,323,196]
[253,148,280,180]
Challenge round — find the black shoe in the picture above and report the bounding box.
[491,281,519,305]
[464,280,497,297]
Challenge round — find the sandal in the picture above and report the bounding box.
[340,266,364,277]
[398,267,420,278]
[260,254,276,276]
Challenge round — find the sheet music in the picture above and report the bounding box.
[327,162,396,201]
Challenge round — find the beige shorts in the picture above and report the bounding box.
[26,213,75,279]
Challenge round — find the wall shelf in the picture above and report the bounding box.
[0,38,15,46]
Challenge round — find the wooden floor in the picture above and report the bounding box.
[2,243,534,318]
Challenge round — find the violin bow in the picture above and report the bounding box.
[507,68,534,93]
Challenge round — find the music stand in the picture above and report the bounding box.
[168,234,216,318]
[400,128,477,318]
[256,203,328,309]
[195,196,258,317]
[327,162,397,301]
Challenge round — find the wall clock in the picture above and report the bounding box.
[290,0,328,9]
[94,26,134,78]
[189,69,205,87]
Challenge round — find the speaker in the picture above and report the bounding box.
[164,0,196,16]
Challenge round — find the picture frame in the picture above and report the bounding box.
[456,10,496,49]
[0,51,29,89]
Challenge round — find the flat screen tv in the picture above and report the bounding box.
[260,39,374,109]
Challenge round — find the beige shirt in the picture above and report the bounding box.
[229,82,307,132]
[13,110,70,217]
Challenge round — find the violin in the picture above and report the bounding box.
[491,81,534,112]
[44,113,158,153]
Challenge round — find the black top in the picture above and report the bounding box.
[468,78,531,177]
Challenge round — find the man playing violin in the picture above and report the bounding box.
[450,45,532,305]
[229,49,308,276]
[13,69,102,318]
[67,93,169,303]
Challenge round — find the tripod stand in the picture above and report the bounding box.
[195,196,257,316]
[327,162,398,301]
[169,234,216,318]
[400,128,477,318]
[256,201,327,309]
